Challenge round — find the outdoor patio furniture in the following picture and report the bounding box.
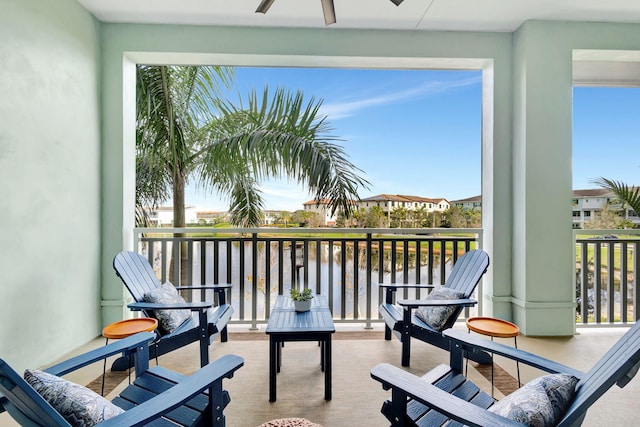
[113,251,234,368]
[379,249,490,366]
[0,332,244,427]
[466,316,521,396]
[266,294,335,402]
[100,317,158,395]
[371,322,640,426]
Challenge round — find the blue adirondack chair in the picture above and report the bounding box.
[379,249,490,366]
[371,323,640,426]
[0,332,244,426]
[113,251,234,368]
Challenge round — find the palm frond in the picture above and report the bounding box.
[197,87,370,225]
[135,205,153,228]
[592,177,640,215]
[137,69,369,228]
[228,175,265,228]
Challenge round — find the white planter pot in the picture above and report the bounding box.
[293,299,312,312]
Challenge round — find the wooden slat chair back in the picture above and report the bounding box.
[113,251,233,368]
[371,323,640,426]
[0,361,70,426]
[558,321,640,426]
[431,249,490,329]
[442,249,490,292]
[379,249,490,366]
[0,333,244,426]
[113,250,162,307]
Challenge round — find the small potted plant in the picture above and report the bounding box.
[290,287,313,312]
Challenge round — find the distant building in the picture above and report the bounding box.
[196,210,229,224]
[571,189,639,229]
[147,205,198,226]
[261,210,285,226]
[302,199,342,226]
[450,195,482,211]
[451,190,640,229]
[357,194,450,214]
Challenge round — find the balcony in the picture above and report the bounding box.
[2,228,639,426]
[8,1,640,425]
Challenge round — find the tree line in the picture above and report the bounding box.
[265,205,481,229]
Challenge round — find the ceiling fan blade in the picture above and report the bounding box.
[256,0,276,14]
[320,0,336,25]
[390,0,404,5]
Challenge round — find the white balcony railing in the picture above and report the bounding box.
[574,229,640,325]
[130,227,639,328]
[133,227,483,329]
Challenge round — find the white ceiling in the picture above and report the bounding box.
[77,0,640,32]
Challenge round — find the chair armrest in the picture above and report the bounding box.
[379,283,435,304]
[371,363,525,427]
[98,354,244,426]
[444,329,585,378]
[175,283,232,291]
[45,333,156,377]
[397,298,477,309]
[378,283,435,290]
[128,301,213,311]
[175,284,231,304]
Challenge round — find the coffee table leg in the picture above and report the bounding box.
[277,341,282,373]
[324,336,332,400]
[270,335,277,402]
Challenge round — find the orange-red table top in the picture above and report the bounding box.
[466,316,519,338]
[102,317,158,340]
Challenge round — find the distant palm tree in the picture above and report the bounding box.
[593,177,640,218]
[136,65,369,228]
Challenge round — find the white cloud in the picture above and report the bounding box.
[320,76,481,120]
[259,181,311,211]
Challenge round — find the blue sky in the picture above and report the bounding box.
[185,68,640,211]
[573,86,640,190]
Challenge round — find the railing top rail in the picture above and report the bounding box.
[573,229,640,238]
[134,227,482,236]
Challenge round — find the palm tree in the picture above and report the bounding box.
[390,206,408,228]
[366,205,387,228]
[136,65,369,229]
[137,65,369,283]
[593,177,640,220]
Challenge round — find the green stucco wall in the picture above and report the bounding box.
[0,0,102,372]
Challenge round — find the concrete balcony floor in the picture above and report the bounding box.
[2,324,638,426]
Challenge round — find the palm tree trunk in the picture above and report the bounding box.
[169,173,189,287]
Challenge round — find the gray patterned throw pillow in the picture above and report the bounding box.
[489,373,578,426]
[24,369,124,426]
[143,282,191,334]
[414,286,466,331]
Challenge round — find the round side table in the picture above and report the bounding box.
[101,317,158,395]
[466,316,520,397]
